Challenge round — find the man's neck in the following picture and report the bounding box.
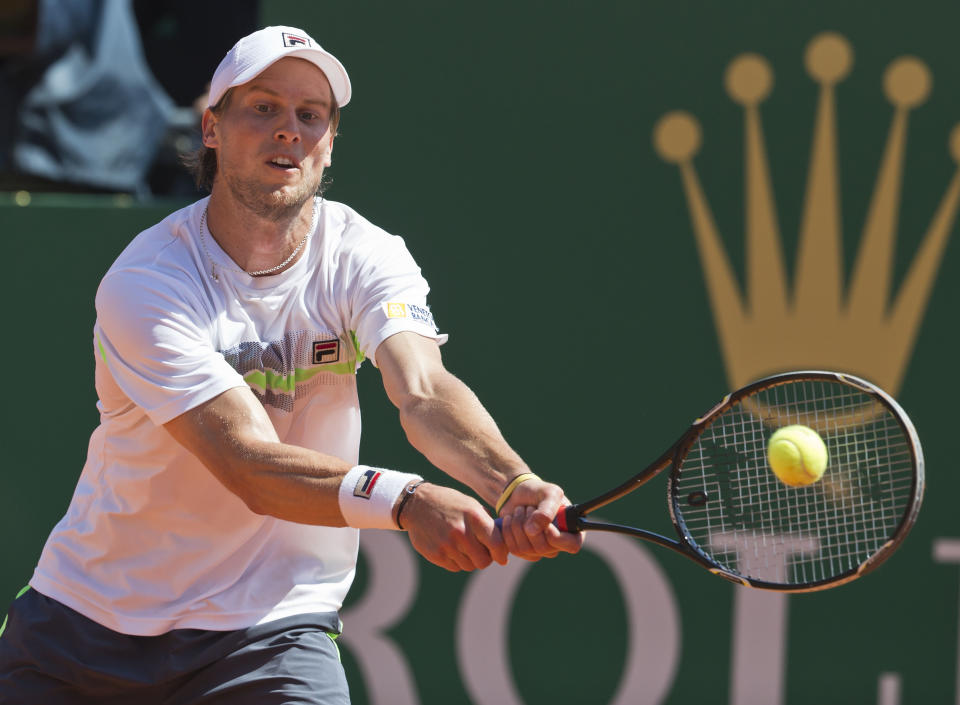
[205,189,316,275]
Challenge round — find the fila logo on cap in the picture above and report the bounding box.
[313,340,340,364]
[282,31,311,48]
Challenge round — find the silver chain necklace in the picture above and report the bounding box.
[200,199,318,281]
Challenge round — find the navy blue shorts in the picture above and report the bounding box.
[0,588,350,705]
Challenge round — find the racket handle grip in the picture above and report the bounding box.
[492,506,577,532]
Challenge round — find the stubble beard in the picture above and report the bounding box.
[221,166,323,222]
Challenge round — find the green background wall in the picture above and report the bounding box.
[3,1,959,703]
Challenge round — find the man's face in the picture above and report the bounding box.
[202,57,336,219]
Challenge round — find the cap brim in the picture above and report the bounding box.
[209,49,352,108]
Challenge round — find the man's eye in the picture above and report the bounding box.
[300,112,318,121]
[254,104,270,113]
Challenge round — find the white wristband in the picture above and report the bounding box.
[338,465,423,530]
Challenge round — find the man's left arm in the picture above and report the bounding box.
[375,331,583,560]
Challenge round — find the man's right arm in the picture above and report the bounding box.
[163,386,507,571]
[163,385,352,526]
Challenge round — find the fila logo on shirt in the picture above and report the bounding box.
[354,468,381,499]
[282,32,311,48]
[313,340,340,364]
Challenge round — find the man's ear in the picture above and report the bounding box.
[201,109,220,149]
[323,134,335,167]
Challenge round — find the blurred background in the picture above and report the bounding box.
[2,1,958,704]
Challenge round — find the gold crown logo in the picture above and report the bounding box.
[653,32,960,395]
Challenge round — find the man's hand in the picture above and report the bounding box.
[400,483,509,572]
[498,477,584,561]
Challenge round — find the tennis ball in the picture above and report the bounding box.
[767,425,828,487]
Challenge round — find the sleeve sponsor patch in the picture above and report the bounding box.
[384,302,437,329]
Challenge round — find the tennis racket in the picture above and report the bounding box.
[507,371,924,592]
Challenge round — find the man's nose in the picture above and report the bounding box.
[274,110,301,143]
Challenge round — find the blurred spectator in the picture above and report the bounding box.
[0,0,173,196]
[0,0,257,198]
[134,0,258,197]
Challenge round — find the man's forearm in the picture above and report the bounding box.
[395,371,530,507]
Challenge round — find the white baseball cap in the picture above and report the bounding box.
[208,25,352,109]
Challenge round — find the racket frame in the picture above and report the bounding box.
[555,370,924,592]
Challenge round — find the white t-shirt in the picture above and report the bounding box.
[30,197,446,636]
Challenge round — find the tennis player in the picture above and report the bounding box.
[0,25,582,704]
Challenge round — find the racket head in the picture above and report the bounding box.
[667,371,923,592]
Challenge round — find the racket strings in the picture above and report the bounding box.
[673,379,917,586]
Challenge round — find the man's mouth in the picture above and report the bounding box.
[268,156,299,169]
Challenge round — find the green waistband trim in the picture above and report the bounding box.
[0,586,30,640]
[326,631,341,661]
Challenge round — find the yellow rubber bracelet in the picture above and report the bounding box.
[494,473,539,516]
